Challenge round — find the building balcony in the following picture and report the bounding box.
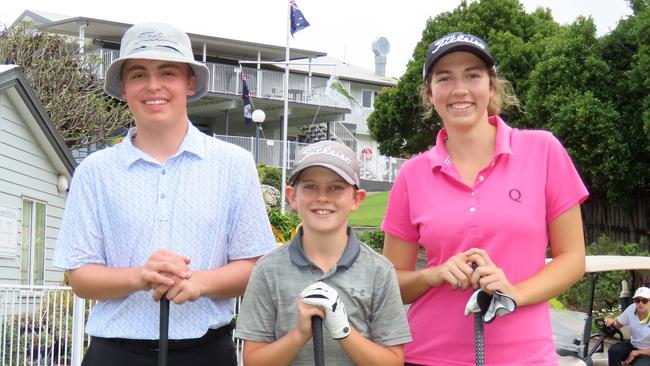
[95,48,349,109]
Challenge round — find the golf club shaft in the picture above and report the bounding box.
[312,316,324,366]
[158,297,170,366]
[475,313,484,366]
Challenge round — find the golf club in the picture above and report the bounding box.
[158,297,170,366]
[312,316,324,366]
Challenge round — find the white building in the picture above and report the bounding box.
[13,10,405,187]
[0,65,75,285]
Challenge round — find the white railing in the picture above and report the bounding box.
[0,284,88,366]
[330,121,407,182]
[0,285,244,366]
[216,128,407,182]
[92,47,349,109]
[214,135,308,171]
[303,121,406,182]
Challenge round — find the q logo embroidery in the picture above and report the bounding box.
[509,189,522,203]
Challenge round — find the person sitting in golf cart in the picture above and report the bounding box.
[605,286,650,366]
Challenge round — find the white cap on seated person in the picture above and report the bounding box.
[633,286,650,300]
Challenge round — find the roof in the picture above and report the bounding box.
[276,55,398,87]
[18,13,326,62]
[10,9,71,28]
[546,255,650,273]
[585,256,650,272]
[12,10,394,87]
[0,65,76,178]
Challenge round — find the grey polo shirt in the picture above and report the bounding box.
[235,228,411,365]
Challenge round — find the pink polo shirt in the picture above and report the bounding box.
[382,116,588,366]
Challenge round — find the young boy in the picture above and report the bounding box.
[235,140,411,365]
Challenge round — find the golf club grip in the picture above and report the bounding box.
[312,316,325,366]
[158,298,170,366]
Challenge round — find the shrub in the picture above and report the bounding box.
[257,164,283,191]
[356,230,385,253]
[268,208,301,243]
[557,235,650,312]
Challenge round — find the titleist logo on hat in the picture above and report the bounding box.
[297,145,352,166]
[129,31,182,54]
[429,34,487,55]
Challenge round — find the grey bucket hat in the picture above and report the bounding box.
[289,140,360,187]
[104,22,209,102]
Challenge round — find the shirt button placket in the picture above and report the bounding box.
[159,166,170,222]
[469,189,480,241]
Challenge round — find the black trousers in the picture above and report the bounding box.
[608,340,650,366]
[82,325,237,366]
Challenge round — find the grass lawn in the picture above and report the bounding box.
[349,191,389,227]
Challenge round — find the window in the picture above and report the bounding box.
[21,199,46,285]
[362,90,379,109]
[362,90,373,109]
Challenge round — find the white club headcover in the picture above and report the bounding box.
[464,289,517,323]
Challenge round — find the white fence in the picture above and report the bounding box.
[214,130,406,183]
[93,48,348,109]
[0,285,243,366]
[0,285,88,366]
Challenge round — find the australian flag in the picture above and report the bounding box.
[290,0,310,36]
[242,76,252,126]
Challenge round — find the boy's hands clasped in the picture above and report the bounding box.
[301,281,351,340]
[138,248,200,304]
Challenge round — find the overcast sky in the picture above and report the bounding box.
[0,0,633,78]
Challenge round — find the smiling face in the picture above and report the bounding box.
[428,51,494,131]
[286,166,365,237]
[120,59,196,132]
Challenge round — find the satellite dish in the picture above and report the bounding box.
[372,37,390,57]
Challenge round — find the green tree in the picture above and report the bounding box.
[368,0,558,156]
[369,0,648,208]
[0,23,131,149]
[597,1,650,204]
[524,19,631,203]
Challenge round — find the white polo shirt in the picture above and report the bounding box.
[618,303,650,349]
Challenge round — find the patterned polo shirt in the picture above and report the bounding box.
[54,122,276,339]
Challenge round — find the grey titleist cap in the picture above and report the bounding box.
[104,22,209,102]
[423,32,494,80]
[289,140,360,187]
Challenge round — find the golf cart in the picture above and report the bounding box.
[552,255,650,366]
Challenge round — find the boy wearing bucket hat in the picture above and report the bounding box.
[605,286,650,365]
[54,22,275,366]
[235,141,411,365]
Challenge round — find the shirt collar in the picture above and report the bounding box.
[426,115,514,169]
[288,227,361,269]
[121,121,206,168]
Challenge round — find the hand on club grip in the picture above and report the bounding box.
[301,281,350,340]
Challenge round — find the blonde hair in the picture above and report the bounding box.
[419,66,520,117]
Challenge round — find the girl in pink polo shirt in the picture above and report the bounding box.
[382,32,588,366]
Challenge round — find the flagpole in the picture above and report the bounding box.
[281,0,291,214]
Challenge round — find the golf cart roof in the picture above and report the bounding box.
[585,256,650,273]
[547,255,650,273]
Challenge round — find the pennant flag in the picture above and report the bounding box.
[290,0,310,36]
[242,76,252,126]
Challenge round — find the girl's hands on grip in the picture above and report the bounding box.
[426,252,475,290]
[464,248,520,301]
